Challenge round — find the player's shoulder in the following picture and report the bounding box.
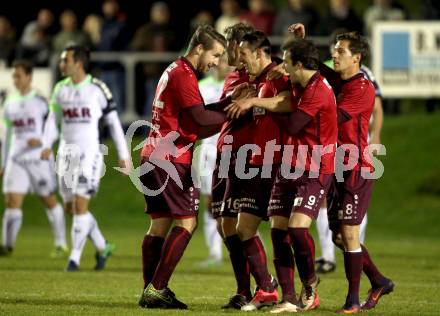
[91,77,113,100]
[54,77,71,89]
[33,91,49,106]
[3,92,21,107]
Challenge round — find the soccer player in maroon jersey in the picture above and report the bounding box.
[138,25,237,309]
[224,31,292,311]
[290,24,394,314]
[209,23,256,310]
[228,38,338,313]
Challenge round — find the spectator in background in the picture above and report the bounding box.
[97,0,128,113]
[364,0,405,35]
[215,0,241,35]
[240,0,275,35]
[421,0,440,20]
[83,14,103,50]
[273,0,318,37]
[52,10,89,57]
[319,0,363,35]
[130,1,176,116]
[189,10,215,37]
[0,16,16,67]
[18,9,56,66]
[20,9,56,47]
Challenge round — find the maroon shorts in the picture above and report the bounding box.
[211,153,243,219]
[327,170,374,232]
[140,157,199,219]
[238,164,280,221]
[268,168,333,220]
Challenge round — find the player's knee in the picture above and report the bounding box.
[5,194,23,209]
[64,202,74,214]
[236,222,255,241]
[176,217,198,234]
[216,219,225,239]
[41,194,58,209]
[221,218,237,237]
[332,232,344,250]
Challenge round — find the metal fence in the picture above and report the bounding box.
[88,36,329,124]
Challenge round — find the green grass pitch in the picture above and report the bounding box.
[0,113,439,315]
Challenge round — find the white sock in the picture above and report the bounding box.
[69,213,93,265]
[46,204,67,248]
[359,214,368,244]
[204,211,222,260]
[348,247,362,253]
[316,207,335,263]
[88,212,106,252]
[2,208,23,249]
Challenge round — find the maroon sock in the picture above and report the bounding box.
[224,234,252,298]
[151,226,192,290]
[242,236,274,292]
[141,235,165,288]
[289,227,316,285]
[343,251,363,306]
[271,228,295,302]
[361,244,388,288]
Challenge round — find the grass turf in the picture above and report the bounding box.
[0,112,439,315]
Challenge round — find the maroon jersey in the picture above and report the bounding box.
[250,62,290,165]
[285,72,337,174]
[337,73,375,170]
[216,69,252,152]
[141,57,204,164]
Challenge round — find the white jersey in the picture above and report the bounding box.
[45,75,129,159]
[1,90,48,166]
[195,75,224,194]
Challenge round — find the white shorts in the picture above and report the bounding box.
[3,158,57,196]
[197,142,218,195]
[57,149,104,202]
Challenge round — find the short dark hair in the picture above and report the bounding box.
[12,59,33,74]
[188,24,226,51]
[282,38,319,70]
[329,28,349,46]
[241,31,271,56]
[224,22,254,43]
[64,43,91,70]
[336,32,370,65]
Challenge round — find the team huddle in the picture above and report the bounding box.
[0,20,393,314]
[138,23,394,313]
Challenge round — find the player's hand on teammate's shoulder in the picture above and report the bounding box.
[41,148,52,160]
[27,138,42,148]
[267,64,288,81]
[118,159,132,176]
[288,23,305,39]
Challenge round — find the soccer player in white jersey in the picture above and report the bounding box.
[41,44,130,271]
[195,56,233,267]
[0,60,67,257]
